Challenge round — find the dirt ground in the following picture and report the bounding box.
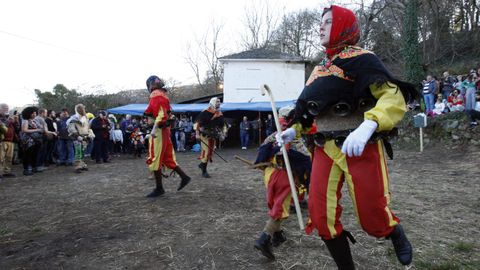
[1,145,479,270]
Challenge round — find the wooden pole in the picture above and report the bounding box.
[258,111,261,146]
[419,127,423,152]
[260,84,304,230]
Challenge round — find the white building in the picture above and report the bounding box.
[219,48,306,103]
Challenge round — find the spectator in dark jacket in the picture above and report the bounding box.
[91,111,111,163]
[422,75,436,115]
[239,116,250,150]
[56,110,74,166]
[44,110,58,165]
[441,71,456,101]
[120,114,133,154]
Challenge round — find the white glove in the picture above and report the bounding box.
[341,120,378,157]
[275,127,296,146]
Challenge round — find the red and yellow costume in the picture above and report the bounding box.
[253,112,312,260]
[195,107,224,163]
[288,5,416,267]
[145,90,177,171]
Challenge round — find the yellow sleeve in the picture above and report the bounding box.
[365,82,407,132]
[155,107,165,125]
[291,123,312,137]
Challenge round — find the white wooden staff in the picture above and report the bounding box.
[260,84,304,230]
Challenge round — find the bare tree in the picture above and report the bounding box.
[184,20,225,95]
[270,9,322,59]
[241,0,280,49]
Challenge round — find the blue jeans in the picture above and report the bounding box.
[85,140,94,156]
[423,93,435,113]
[240,131,249,148]
[57,139,74,164]
[465,88,476,111]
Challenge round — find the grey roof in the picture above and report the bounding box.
[219,48,304,62]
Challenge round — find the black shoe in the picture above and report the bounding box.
[254,232,275,260]
[177,175,191,191]
[75,168,82,174]
[3,173,16,178]
[272,230,287,247]
[23,169,33,176]
[388,224,412,265]
[82,167,89,171]
[96,160,102,164]
[198,163,211,178]
[146,188,165,197]
[173,166,191,191]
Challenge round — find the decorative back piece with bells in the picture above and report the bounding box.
[307,97,376,117]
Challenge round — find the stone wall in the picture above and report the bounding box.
[395,111,480,150]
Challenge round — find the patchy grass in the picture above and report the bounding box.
[451,241,475,253]
[0,227,9,236]
[0,147,479,269]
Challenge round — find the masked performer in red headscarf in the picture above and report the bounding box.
[194,97,227,178]
[144,75,191,197]
[276,5,418,269]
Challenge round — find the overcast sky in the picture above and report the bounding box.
[0,0,330,108]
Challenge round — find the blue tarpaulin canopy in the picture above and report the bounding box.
[107,100,296,115]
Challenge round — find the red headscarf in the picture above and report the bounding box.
[325,5,360,58]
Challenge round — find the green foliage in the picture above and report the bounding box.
[0,226,10,236]
[35,84,81,111]
[35,85,149,114]
[450,241,474,253]
[402,0,424,84]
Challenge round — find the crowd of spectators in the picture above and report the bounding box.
[421,68,480,127]
[0,105,157,179]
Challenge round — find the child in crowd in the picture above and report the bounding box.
[131,128,145,158]
[433,94,446,115]
[112,124,123,157]
[447,89,465,112]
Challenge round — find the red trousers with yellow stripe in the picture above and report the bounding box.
[305,140,399,240]
[198,135,215,163]
[146,127,177,171]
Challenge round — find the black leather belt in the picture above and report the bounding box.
[314,128,397,159]
[157,121,171,129]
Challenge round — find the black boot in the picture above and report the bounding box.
[198,162,211,178]
[323,231,355,270]
[254,232,275,260]
[174,166,191,191]
[146,171,165,197]
[271,230,287,247]
[387,224,412,265]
